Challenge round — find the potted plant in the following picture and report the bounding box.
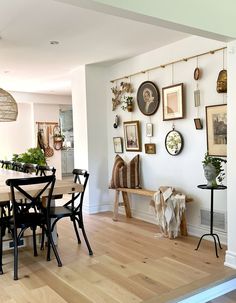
[202,153,227,187]
[121,96,134,112]
[12,147,47,166]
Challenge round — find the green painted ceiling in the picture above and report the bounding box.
[88,0,235,40]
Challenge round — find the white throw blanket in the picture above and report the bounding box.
[150,187,186,238]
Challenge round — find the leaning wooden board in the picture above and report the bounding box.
[112,187,193,236]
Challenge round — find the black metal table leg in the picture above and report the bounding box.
[196,184,227,258]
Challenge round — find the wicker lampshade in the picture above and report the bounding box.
[0,88,18,122]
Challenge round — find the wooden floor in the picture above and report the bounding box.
[0,212,235,303]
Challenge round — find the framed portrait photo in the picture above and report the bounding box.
[162,83,184,121]
[113,137,123,153]
[206,104,227,157]
[145,143,156,154]
[137,81,160,116]
[123,120,141,151]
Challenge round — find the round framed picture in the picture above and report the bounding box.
[165,130,184,156]
[137,81,160,116]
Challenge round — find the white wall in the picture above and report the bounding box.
[71,65,111,213]
[107,36,227,241]
[0,102,34,160]
[0,91,71,179]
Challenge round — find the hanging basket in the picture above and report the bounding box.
[0,88,18,122]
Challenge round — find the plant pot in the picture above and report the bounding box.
[203,164,218,188]
[127,104,133,112]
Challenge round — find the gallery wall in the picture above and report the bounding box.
[107,36,227,242]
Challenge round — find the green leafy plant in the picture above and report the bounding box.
[202,153,227,183]
[121,96,133,111]
[12,147,46,165]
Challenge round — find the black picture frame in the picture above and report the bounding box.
[165,130,184,156]
[137,81,160,116]
[194,118,203,130]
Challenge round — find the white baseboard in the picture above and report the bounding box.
[84,203,112,214]
[118,206,227,244]
[225,250,236,269]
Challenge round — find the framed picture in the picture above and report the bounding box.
[206,104,227,156]
[165,129,184,156]
[146,123,153,137]
[162,83,184,121]
[137,81,160,116]
[123,120,141,151]
[194,118,203,130]
[145,143,156,154]
[113,137,123,153]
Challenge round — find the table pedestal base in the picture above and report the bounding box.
[195,233,222,258]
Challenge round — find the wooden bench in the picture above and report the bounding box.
[112,187,192,236]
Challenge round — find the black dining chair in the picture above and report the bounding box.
[12,162,24,172]
[36,165,56,176]
[22,163,37,174]
[4,175,62,280]
[1,160,12,169]
[46,169,93,260]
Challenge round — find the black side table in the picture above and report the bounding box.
[195,184,227,257]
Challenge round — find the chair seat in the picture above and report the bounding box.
[49,206,73,218]
[9,213,45,227]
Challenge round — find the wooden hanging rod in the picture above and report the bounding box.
[36,122,58,125]
[110,46,227,83]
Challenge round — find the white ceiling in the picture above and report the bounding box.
[0,0,188,95]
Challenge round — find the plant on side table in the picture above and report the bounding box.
[202,153,227,188]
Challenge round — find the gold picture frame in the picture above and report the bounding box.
[123,120,141,152]
[206,104,227,156]
[145,143,156,154]
[162,83,184,121]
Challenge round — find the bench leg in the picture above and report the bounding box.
[113,190,120,221]
[180,211,188,236]
[122,192,132,218]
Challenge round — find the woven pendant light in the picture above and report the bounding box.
[0,88,18,122]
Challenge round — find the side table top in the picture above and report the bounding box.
[197,184,227,190]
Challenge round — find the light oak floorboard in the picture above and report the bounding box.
[0,212,235,303]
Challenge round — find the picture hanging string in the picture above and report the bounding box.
[171,63,174,85]
[110,46,226,83]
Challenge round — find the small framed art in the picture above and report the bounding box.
[162,83,184,121]
[123,120,141,151]
[146,123,153,137]
[145,143,156,154]
[206,104,227,156]
[194,118,203,130]
[113,137,123,153]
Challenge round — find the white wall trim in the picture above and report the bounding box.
[117,207,227,244]
[84,203,112,214]
[225,250,236,269]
